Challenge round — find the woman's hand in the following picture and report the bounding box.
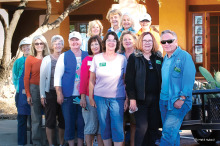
[89,98,97,108]
[129,99,137,112]
[80,94,87,108]
[27,97,32,106]
[41,98,46,107]
[124,97,129,112]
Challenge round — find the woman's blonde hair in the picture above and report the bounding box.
[87,20,103,37]
[30,35,50,57]
[119,31,137,53]
[136,32,159,53]
[106,9,122,21]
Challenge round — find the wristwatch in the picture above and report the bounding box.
[179,97,185,101]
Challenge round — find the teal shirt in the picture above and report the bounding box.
[12,56,26,93]
[160,47,196,110]
[160,54,174,100]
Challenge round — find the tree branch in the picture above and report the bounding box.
[0,14,8,50]
[41,0,51,26]
[29,0,94,38]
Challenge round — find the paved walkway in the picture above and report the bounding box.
[0,120,32,146]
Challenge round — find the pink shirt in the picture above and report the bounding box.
[79,56,93,96]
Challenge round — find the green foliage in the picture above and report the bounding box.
[199,66,220,88]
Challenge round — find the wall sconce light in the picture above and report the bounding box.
[56,0,60,3]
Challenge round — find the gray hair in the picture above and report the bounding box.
[160,30,178,40]
[51,35,64,46]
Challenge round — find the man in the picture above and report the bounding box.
[54,31,88,146]
[160,30,196,146]
[137,13,163,54]
[106,9,122,34]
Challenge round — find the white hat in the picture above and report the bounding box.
[69,31,82,42]
[139,13,152,22]
[19,37,31,48]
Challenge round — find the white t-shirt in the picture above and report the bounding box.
[89,53,127,98]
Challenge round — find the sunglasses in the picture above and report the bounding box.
[35,43,44,46]
[148,60,153,70]
[161,39,175,44]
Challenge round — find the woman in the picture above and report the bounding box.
[82,20,103,51]
[79,35,103,146]
[12,37,31,146]
[125,32,163,146]
[119,31,136,146]
[117,13,137,38]
[24,35,50,145]
[89,31,127,146]
[54,31,88,146]
[40,35,65,146]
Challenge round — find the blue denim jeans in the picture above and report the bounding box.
[17,114,28,145]
[159,100,190,146]
[62,96,84,141]
[94,95,125,142]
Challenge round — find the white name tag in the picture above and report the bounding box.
[22,89,26,95]
[87,61,92,66]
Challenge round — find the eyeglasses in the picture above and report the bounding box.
[35,43,44,46]
[143,40,153,44]
[148,60,153,70]
[106,39,117,43]
[161,39,175,44]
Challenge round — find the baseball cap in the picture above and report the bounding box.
[19,37,32,48]
[69,31,82,42]
[139,13,152,22]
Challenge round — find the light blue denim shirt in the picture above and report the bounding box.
[160,47,196,110]
[160,54,174,100]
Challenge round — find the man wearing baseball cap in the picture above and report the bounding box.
[12,37,32,146]
[54,31,88,146]
[137,13,163,54]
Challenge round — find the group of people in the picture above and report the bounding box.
[12,8,196,146]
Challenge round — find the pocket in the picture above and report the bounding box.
[172,70,181,78]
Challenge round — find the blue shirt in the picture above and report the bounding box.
[160,54,174,100]
[160,47,196,110]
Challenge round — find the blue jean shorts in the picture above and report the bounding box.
[82,96,100,135]
[94,95,125,142]
[62,96,85,141]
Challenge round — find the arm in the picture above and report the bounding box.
[54,54,65,105]
[125,54,137,111]
[89,72,96,107]
[174,53,196,108]
[40,57,48,107]
[12,60,19,90]
[79,58,89,108]
[24,56,32,105]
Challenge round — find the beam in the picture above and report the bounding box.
[0,0,45,2]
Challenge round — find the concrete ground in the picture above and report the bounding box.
[0,120,219,146]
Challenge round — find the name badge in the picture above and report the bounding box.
[156,60,161,64]
[87,61,92,66]
[99,62,106,67]
[174,67,181,73]
[22,89,26,95]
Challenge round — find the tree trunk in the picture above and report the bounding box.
[1,0,28,69]
[29,0,94,38]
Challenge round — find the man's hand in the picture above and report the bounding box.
[174,96,185,109]
[27,97,32,106]
[129,99,137,112]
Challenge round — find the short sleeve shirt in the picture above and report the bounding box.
[90,53,127,98]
